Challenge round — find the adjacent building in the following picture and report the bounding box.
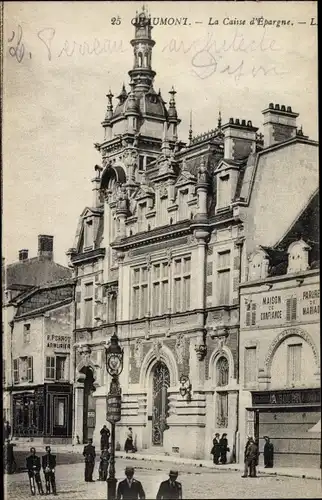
[239,191,320,467]
[3,235,74,443]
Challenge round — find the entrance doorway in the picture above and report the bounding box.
[152,361,170,446]
[82,367,96,443]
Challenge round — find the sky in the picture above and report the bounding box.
[3,1,318,266]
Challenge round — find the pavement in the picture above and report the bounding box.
[10,441,321,481]
[4,456,322,499]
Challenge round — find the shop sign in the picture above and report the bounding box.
[252,389,320,406]
[46,334,71,350]
[106,393,121,423]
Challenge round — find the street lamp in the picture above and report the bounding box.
[105,332,124,500]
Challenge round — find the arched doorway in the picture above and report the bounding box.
[82,367,96,443]
[152,361,170,446]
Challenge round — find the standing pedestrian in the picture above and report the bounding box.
[83,438,96,482]
[263,436,274,468]
[156,470,182,499]
[242,437,258,478]
[124,427,135,453]
[4,420,11,441]
[210,433,221,464]
[100,424,111,451]
[116,466,146,499]
[98,447,110,481]
[26,447,44,495]
[42,446,57,495]
[4,439,16,474]
[219,433,229,464]
[242,436,252,477]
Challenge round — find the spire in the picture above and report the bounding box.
[168,86,178,121]
[189,110,193,144]
[161,122,171,156]
[218,110,222,129]
[105,89,114,120]
[129,8,156,93]
[117,83,128,104]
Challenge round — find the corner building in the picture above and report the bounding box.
[68,10,319,460]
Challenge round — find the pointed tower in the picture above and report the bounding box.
[129,8,156,94]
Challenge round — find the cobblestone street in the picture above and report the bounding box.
[5,457,321,499]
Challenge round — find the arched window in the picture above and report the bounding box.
[138,52,143,67]
[216,356,229,386]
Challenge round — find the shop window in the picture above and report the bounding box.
[23,324,31,343]
[54,398,66,427]
[45,356,56,380]
[287,343,302,385]
[216,357,229,387]
[286,297,297,321]
[244,347,257,385]
[216,392,228,427]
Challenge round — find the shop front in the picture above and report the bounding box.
[12,383,73,442]
[247,388,321,468]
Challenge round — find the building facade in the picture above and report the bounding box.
[67,9,319,460]
[239,193,320,468]
[3,236,74,443]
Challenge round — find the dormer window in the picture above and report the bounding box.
[84,219,93,250]
[287,239,310,274]
[179,189,189,220]
[218,174,230,209]
[138,202,147,232]
[248,249,269,281]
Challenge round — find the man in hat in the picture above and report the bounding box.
[211,433,221,464]
[83,438,96,482]
[26,447,44,495]
[156,470,182,499]
[242,437,258,478]
[42,446,57,495]
[116,466,146,499]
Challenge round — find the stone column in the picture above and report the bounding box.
[73,383,84,445]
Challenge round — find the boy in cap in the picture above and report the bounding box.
[42,446,57,495]
[156,470,182,499]
[116,466,146,499]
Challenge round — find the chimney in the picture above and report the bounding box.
[38,235,54,260]
[19,249,29,261]
[221,118,258,160]
[262,103,299,147]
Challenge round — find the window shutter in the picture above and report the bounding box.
[13,359,19,383]
[245,304,251,327]
[286,298,291,321]
[27,357,33,382]
[291,297,297,320]
[251,303,257,326]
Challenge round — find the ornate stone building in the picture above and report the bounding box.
[67,9,319,460]
[239,191,320,467]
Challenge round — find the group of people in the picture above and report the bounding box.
[210,433,230,464]
[82,425,112,482]
[116,466,182,499]
[26,446,57,495]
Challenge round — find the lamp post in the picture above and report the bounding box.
[105,332,124,500]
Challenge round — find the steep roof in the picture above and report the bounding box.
[3,256,72,290]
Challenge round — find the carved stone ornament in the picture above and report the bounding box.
[146,254,152,270]
[166,248,172,266]
[195,343,207,361]
[160,185,168,199]
[153,339,163,361]
[175,333,186,364]
[134,338,143,368]
[123,148,139,168]
[78,344,92,366]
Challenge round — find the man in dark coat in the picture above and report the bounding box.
[116,466,146,499]
[264,436,274,468]
[83,438,96,482]
[242,437,258,478]
[156,470,182,499]
[100,425,111,451]
[42,446,57,495]
[26,447,44,494]
[219,433,229,464]
[4,439,16,474]
[211,433,221,464]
